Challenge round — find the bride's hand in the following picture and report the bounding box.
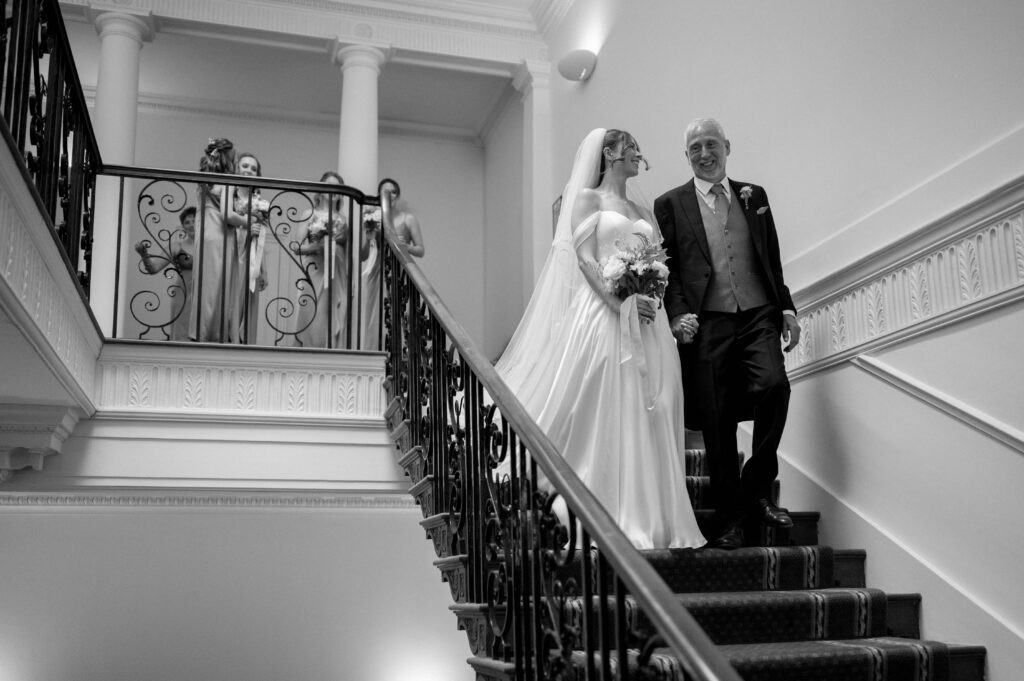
[636,295,657,323]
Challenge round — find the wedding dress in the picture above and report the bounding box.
[496,129,705,550]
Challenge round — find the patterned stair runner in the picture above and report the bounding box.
[386,414,987,680]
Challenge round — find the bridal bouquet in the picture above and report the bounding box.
[362,206,382,232]
[599,233,671,302]
[309,208,340,242]
[236,192,270,222]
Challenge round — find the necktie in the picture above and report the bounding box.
[710,183,728,225]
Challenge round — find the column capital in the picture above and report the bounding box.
[329,41,393,74]
[512,59,551,96]
[89,6,156,44]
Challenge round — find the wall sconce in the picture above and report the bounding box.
[557,49,597,82]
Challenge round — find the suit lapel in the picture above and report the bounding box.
[675,180,711,262]
[731,179,765,256]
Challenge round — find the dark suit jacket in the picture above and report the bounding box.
[653,179,795,427]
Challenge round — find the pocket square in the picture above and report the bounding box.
[756,206,769,215]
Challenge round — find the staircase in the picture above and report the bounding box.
[385,401,987,680]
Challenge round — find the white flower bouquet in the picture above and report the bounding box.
[598,233,670,302]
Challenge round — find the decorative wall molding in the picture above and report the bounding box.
[60,0,548,67]
[95,341,386,420]
[850,355,1024,456]
[0,489,416,509]
[0,138,102,413]
[787,177,1024,378]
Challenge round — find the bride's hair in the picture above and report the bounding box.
[598,129,638,176]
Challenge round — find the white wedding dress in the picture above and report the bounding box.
[503,208,705,550]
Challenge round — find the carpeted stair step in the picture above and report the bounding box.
[560,588,916,646]
[566,639,980,681]
[643,546,841,593]
[669,588,912,644]
[694,509,820,547]
[585,638,980,681]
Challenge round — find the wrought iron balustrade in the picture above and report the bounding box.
[102,165,387,350]
[381,207,742,681]
[1,0,100,297]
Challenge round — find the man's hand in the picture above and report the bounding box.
[670,313,699,344]
[782,313,801,352]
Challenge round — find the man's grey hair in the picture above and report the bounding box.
[684,118,727,147]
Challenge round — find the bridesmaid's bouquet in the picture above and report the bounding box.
[236,191,270,223]
[362,206,382,232]
[599,233,670,301]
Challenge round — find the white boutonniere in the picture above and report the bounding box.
[739,185,753,210]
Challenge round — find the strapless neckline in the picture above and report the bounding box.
[600,209,648,225]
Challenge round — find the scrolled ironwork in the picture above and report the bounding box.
[1,0,100,299]
[380,196,745,681]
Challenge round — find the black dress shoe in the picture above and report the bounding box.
[754,498,793,528]
[709,524,744,550]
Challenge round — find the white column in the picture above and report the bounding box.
[512,60,553,301]
[330,43,391,193]
[87,9,153,335]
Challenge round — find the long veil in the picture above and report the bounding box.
[495,128,607,393]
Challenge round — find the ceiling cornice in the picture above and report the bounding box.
[60,0,549,68]
[530,0,573,39]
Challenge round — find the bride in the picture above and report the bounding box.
[496,128,705,550]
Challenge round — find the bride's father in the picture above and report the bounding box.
[654,118,800,550]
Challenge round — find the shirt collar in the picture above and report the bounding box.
[694,176,731,200]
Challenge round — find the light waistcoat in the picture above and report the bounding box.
[697,191,770,312]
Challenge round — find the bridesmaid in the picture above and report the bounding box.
[190,138,250,342]
[294,171,349,348]
[232,151,269,343]
[360,180,425,349]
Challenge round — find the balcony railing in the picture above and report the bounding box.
[1,0,100,297]
[102,165,387,350]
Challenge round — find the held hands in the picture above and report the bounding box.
[671,313,700,344]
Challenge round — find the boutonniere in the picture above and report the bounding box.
[739,185,753,210]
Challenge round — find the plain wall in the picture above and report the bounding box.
[0,503,474,681]
[543,0,1024,285]
[482,92,524,361]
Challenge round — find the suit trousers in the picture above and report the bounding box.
[692,304,790,527]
